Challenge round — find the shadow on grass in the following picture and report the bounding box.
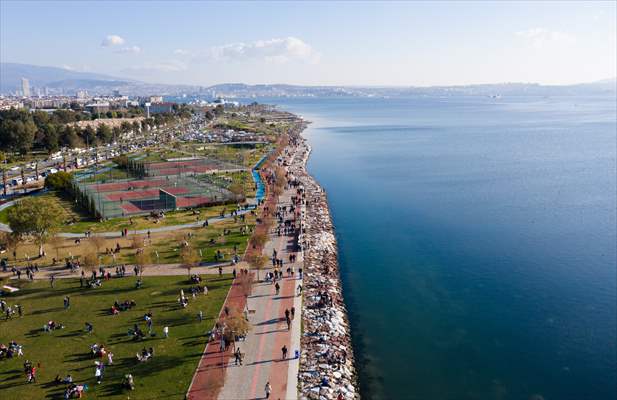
[25,328,43,337]
[95,354,204,397]
[65,351,93,363]
[57,329,83,338]
[30,306,65,315]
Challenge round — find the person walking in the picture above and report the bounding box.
[95,365,102,384]
[234,347,243,365]
[291,306,295,320]
[281,345,288,360]
[265,382,272,399]
[163,326,169,338]
[275,282,280,295]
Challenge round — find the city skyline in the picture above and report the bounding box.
[1,1,616,87]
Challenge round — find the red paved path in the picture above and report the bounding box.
[186,277,249,400]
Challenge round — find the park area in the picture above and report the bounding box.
[1,211,255,268]
[0,274,232,399]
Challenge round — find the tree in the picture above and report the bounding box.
[82,126,97,147]
[90,235,107,255]
[7,197,64,257]
[81,248,98,275]
[224,308,252,349]
[131,235,145,249]
[180,244,200,277]
[4,232,21,260]
[42,123,59,152]
[45,171,73,192]
[112,126,121,143]
[228,182,245,200]
[60,125,81,148]
[113,154,129,170]
[134,250,152,277]
[120,121,132,133]
[49,235,65,263]
[96,124,113,143]
[250,232,268,251]
[245,253,268,281]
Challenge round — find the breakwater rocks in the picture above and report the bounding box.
[290,137,360,400]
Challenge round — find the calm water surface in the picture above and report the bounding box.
[269,95,616,400]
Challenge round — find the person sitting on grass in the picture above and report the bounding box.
[136,347,152,362]
[45,320,64,331]
[84,322,93,334]
[122,374,135,390]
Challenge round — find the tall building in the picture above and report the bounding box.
[21,78,30,97]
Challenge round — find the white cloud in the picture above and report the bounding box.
[125,60,187,73]
[209,37,319,63]
[516,28,574,49]
[101,34,125,47]
[114,45,142,54]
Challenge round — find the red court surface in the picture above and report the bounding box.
[105,187,189,201]
[93,179,167,192]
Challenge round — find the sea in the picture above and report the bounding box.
[271,95,617,400]
[178,93,617,399]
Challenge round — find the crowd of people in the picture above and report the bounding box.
[0,340,24,358]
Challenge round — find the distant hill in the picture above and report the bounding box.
[2,62,614,98]
[0,62,201,95]
[205,79,617,98]
[0,62,133,93]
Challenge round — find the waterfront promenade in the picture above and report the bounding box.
[188,144,304,400]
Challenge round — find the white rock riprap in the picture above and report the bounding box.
[285,129,360,400]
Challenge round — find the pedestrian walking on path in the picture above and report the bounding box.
[265,381,272,399]
[282,345,288,360]
[234,347,243,365]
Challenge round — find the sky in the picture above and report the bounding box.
[1,1,616,87]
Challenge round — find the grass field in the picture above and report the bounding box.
[8,216,255,268]
[0,275,232,399]
[0,192,82,226]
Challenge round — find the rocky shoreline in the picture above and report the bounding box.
[287,128,360,400]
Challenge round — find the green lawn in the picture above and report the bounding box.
[0,192,84,226]
[0,275,232,399]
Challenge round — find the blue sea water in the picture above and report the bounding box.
[260,95,616,400]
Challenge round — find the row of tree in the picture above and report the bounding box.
[0,106,193,155]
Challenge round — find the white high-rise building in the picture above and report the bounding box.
[21,78,30,97]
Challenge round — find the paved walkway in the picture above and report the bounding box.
[188,144,304,400]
